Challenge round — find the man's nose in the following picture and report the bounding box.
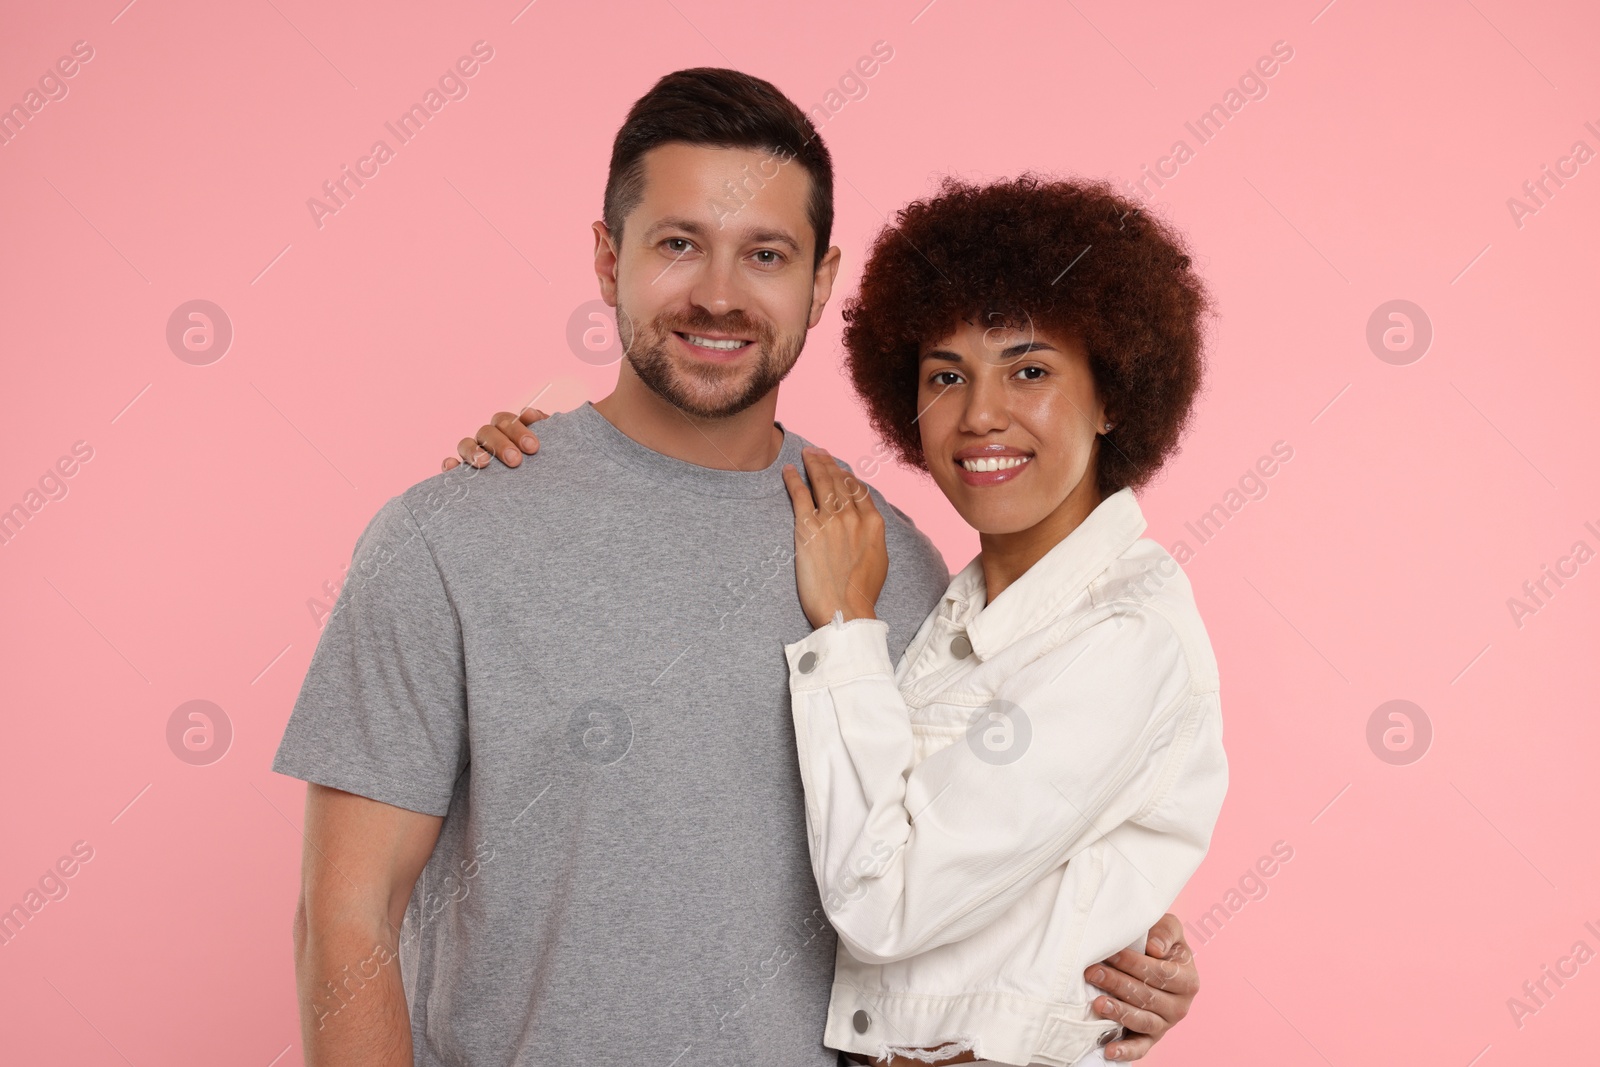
[687,253,745,318]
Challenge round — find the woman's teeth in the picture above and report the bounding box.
[960,456,1030,473]
[682,334,746,350]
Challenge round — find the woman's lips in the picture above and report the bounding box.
[953,453,1032,486]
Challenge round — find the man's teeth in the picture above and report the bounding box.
[960,456,1030,473]
[683,333,747,350]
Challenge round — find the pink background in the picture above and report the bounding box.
[3,0,1597,1063]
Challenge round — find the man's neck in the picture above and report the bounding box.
[592,371,784,472]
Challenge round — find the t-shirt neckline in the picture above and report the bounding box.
[569,400,808,499]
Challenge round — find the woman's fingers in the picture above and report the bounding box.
[493,409,543,455]
[1086,962,1176,1024]
[1104,941,1196,998]
[781,463,816,521]
[799,449,835,513]
[1090,991,1166,1049]
[446,406,550,471]
[802,448,855,516]
[1099,1027,1156,1062]
[455,436,492,468]
[1145,913,1185,960]
[466,421,518,467]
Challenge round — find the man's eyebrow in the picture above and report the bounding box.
[643,216,711,241]
[641,218,802,255]
[746,228,802,254]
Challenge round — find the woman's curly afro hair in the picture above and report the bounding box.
[840,175,1211,496]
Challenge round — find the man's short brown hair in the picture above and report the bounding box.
[604,68,835,267]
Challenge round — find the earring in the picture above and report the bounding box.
[1102,421,1113,433]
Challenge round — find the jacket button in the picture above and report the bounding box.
[950,634,973,659]
[853,1009,870,1033]
[798,651,818,673]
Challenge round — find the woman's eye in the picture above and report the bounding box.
[1015,366,1047,380]
[931,371,963,387]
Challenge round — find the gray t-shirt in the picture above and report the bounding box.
[273,401,951,1067]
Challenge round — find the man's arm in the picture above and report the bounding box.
[1087,913,1200,1061]
[294,784,443,1066]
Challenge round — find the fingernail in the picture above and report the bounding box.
[1088,967,1105,983]
[503,448,517,463]
[1149,939,1166,956]
[521,437,536,449]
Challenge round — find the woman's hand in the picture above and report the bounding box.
[1085,914,1200,1060]
[781,448,889,629]
[441,407,549,471]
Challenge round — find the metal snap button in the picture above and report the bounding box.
[852,1009,870,1033]
[798,651,818,674]
[950,634,973,659]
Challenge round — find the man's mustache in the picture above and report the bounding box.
[652,310,774,343]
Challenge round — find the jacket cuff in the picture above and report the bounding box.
[784,617,895,691]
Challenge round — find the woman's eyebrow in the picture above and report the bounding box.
[919,341,1058,363]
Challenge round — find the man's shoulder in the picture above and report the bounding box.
[334,409,595,585]
[391,406,591,523]
[785,428,949,586]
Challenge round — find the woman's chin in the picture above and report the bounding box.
[957,504,1051,538]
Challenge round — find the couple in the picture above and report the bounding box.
[275,67,1224,1067]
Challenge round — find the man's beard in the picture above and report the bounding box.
[618,303,805,419]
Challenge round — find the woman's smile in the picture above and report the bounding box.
[953,445,1034,486]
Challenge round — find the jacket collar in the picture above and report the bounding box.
[940,488,1147,659]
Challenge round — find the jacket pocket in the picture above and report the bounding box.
[1033,1012,1121,1066]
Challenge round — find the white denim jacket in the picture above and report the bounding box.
[783,489,1228,1067]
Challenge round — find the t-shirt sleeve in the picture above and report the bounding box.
[271,495,468,816]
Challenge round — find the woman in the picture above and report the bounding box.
[770,176,1224,1066]
[446,176,1223,1066]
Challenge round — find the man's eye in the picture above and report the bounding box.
[753,250,782,265]
[665,238,693,253]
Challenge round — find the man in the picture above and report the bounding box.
[275,68,1198,1066]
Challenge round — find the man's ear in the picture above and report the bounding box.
[592,221,620,306]
[806,244,844,330]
